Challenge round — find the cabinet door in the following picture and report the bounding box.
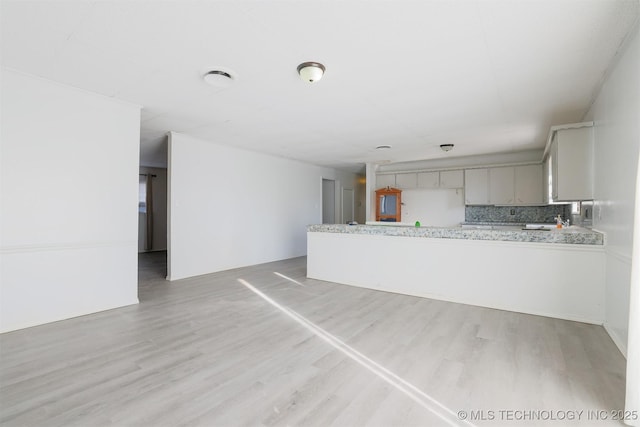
[439,170,463,188]
[515,164,543,205]
[395,173,417,189]
[555,127,594,201]
[543,157,551,204]
[551,135,559,200]
[464,169,489,205]
[376,174,396,189]
[417,171,439,188]
[489,167,515,205]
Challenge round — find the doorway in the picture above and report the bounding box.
[322,179,335,224]
[342,188,354,223]
[138,167,168,282]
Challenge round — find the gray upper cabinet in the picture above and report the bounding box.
[395,173,418,189]
[376,174,396,189]
[465,165,543,206]
[515,164,543,205]
[490,165,543,205]
[417,170,463,189]
[465,168,489,205]
[381,170,463,190]
[489,167,515,205]
[439,170,464,188]
[550,127,594,201]
[417,171,439,188]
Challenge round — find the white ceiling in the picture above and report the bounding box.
[2,1,639,173]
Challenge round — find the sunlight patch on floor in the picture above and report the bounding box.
[237,278,474,427]
[273,271,305,287]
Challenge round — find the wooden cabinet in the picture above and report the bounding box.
[439,170,464,188]
[395,173,417,189]
[489,167,515,204]
[464,168,489,205]
[550,127,594,201]
[375,187,402,222]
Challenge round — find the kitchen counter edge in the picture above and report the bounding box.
[307,224,603,245]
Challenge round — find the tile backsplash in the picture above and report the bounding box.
[465,205,572,224]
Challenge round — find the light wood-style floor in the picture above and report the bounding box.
[0,253,627,426]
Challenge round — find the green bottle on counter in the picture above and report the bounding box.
[415,221,421,227]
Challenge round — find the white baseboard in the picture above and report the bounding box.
[604,322,628,358]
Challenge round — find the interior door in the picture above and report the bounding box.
[342,188,354,223]
[322,179,335,224]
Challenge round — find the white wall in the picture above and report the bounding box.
[584,24,640,424]
[167,132,360,280]
[309,233,605,324]
[585,24,640,356]
[0,68,141,333]
[138,166,168,252]
[366,163,377,222]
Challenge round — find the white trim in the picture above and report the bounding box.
[0,299,140,333]
[1,240,137,254]
[606,247,633,264]
[1,66,142,110]
[604,322,628,358]
[377,150,543,174]
[377,161,542,175]
[542,121,594,160]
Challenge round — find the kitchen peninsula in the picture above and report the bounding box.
[307,223,605,324]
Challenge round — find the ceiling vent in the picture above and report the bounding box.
[203,69,235,88]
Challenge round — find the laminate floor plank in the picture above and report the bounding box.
[0,254,628,426]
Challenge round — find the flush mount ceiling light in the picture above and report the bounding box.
[203,69,235,88]
[376,145,392,150]
[297,62,325,83]
[440,144,454,152]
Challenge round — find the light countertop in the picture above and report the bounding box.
[307,223,604,245]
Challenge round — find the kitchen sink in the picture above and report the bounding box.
[461,223,559,231]
[460,224,522,230]
[461,224,495,229]
[524,224,556,230]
